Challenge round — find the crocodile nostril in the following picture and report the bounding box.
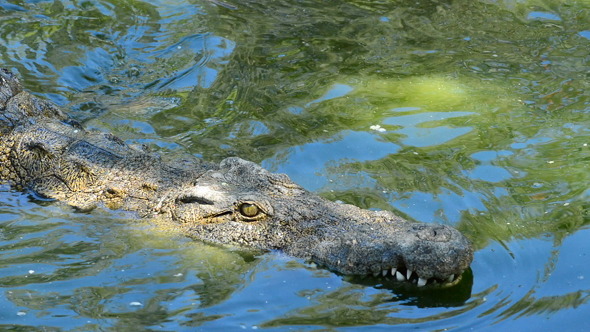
[412,224,452,241]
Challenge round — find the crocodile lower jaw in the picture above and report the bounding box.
[372,266,461,287]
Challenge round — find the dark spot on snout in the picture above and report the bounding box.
[104,133,125,146]
[412,224,452,242]
[61,119,84,130]
[106,187,126,197]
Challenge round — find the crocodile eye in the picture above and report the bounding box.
[239,203,260,218]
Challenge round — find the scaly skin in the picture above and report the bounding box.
[0,69,473,286]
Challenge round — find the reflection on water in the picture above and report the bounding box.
[1,0,590,330]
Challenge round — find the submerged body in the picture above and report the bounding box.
[0,69,473,286]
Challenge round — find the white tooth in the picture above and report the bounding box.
[382,270,388,277]
[417,278,427,287]
[407,269,413,279]
[447,274,455,283]
[396,271,406,281]
[373,271,380,277]
[391,267,397,275]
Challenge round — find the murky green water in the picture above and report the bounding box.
[1,0,590,330]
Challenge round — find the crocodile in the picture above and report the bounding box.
[0,68,473,287]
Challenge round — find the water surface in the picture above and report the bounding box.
[1,0,590,330]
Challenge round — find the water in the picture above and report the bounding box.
[1,0,590,330]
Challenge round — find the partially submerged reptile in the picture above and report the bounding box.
[0,69,473,287]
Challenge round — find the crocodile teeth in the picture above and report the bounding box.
[447,274,455,283]
[417,278,427,287]
[373,271,380,277]
[395,271,406,281]
[391,267,397,275]
[406,269,413,280]
[382,269,388,277]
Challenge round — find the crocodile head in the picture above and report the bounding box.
[163,157,474,286]
[0,68,473,287]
